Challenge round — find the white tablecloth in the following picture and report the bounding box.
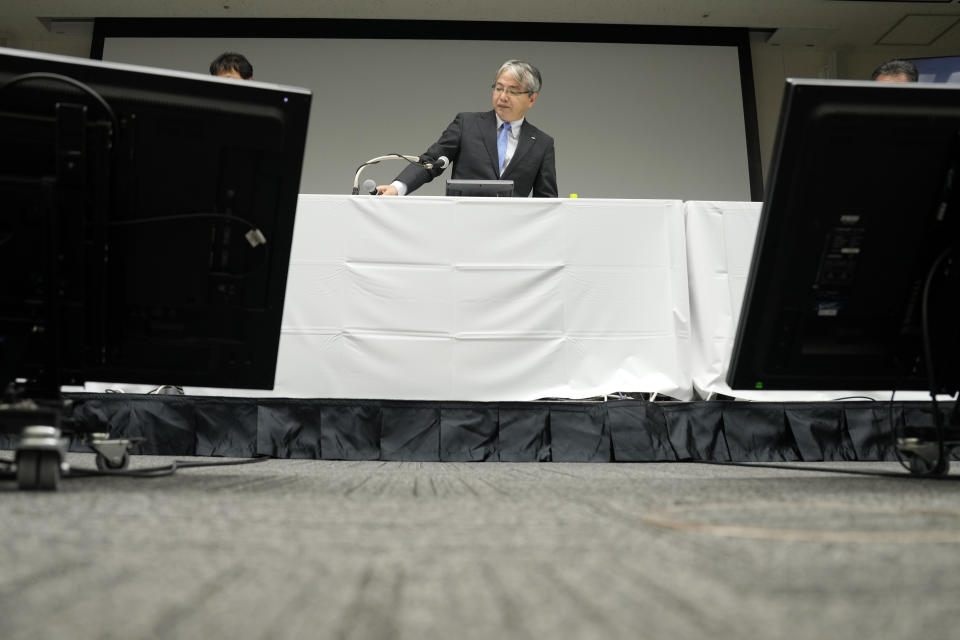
[84,196,936,402]
[269,195,692,400]
[108,195,687,400]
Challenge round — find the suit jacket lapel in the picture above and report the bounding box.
[479,111,500,176]
[502,120,537,179]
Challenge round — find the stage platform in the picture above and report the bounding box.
[30,393,953,463]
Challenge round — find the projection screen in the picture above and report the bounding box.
[96,20,761,201]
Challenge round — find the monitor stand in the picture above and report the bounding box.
[1,382,138,490]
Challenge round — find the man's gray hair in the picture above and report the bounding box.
[496,60,542,94]
[871,58,919,82]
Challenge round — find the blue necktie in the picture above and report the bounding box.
[497,122,511,174]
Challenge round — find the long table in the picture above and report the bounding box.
[84,195,930,402]
[271,195,691,400]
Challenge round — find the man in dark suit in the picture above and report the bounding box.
[377,59,557,198]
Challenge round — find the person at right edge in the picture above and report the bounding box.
[377,59,558,198]
[871,58,919,83]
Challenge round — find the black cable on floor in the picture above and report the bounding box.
[697,459,960,480]
[0,455,271,481]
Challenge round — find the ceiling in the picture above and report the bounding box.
[2,0,960,55]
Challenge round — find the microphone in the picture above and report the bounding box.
[422,156,450,171]
[352,154,421,194]
[362,178,378,195]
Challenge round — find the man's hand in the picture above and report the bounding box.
[376,184,399,196]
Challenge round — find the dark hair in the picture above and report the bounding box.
[209,52,253,79]
[871,58,919,82]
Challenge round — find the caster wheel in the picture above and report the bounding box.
[16,450,61,490]
[16,450,39,490]
[96,450,129,472]
[37,451,61,491]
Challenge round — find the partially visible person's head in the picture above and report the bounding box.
[491,59,541,123]
[871,58,918,83]
[209,52,253,80]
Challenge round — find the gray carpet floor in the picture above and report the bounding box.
[2,455,960,639]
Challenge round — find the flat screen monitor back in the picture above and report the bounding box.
[727,79,960,393]
[446,179,514,197]
[0,47,311,391]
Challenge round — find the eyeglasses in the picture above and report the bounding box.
[492,84,532,97]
